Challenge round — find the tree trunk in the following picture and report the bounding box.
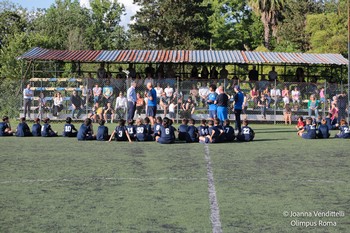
[262,12,271,50]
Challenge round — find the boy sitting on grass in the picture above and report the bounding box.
[297,117,316,139]
[237,120,255,142]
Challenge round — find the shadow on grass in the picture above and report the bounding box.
[256,130,295,134]
[252,138,288,142]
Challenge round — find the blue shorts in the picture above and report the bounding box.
[302,134,315,139]
[169,112,176,119]
[147,106,157,117]
[209,110,217,119]
[217,106,228,122]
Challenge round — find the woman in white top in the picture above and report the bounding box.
[164,84,174,99]
[53,92,64,116]
[291,87,300,104]
[115,92,127,119]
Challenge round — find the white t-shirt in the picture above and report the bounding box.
[291,90,300,100]
[199,86,209,98]
[164,87,174,98]
[169,103,175,113]
[270,89,281,98]
[115,96,127,109]
[155,87,163,98]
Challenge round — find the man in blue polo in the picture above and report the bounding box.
[233,85,244,133]
[207,84,217,119]
[146,82,157,125]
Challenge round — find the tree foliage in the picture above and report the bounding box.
[130,0,212,49]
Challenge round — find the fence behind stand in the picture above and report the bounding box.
[20,77,349,124]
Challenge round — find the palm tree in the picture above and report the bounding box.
[249,0,285,50]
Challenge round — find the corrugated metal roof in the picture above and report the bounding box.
[18,47,348,65]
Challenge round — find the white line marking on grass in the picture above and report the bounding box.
[204,144,223,233]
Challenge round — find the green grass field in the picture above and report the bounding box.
[0,123,349,232]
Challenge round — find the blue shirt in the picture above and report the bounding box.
[240,126,254,141]
[234,91,244,110]
[178,124,189,140]
[126,125,136,139]
[32,123,41,136]
[159,125,175,143]
[197,125,209,136]
[41,123,52,137]
[16,122,31,137]
[96,125,109,141]
[127,86,137,103]
[187,125,198,142]
[223,125,235,142]
[115,125,128,141]
[147,88,157,107]
[317,124,329,139]
[339,125,350,138]
[136,124,148,141]
[63,123,77,137]
[208,92,217,111]
[304,124,316,139]
[77,124,93,140]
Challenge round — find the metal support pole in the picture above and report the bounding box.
[348,0,350,122]
[274,79,276,125]
[176,76,179,124]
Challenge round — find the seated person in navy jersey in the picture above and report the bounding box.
[178,118,189,141]
[153,116,163,138]
[298,117,316,139]
[222,119,235,142]
[126,119,137,141]
[197,119,209,138]
[96,119,109,141]
[335,119,350,139]
[77,118,95,140]
[155,117,176,144]
[16,117,32,137]
[135,118,153,141]
[109,119,132,142]
[317,119,330,139]
[237,120,255,142]
[199,119,223,143]
[186,118,199,143]
[144,117,153,138]
[32,118,42,136]
[0,116,13,136]
[325,113,337,130]
[62,117,78,137]
[41,118,58,137]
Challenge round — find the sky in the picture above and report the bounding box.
[11,0,141,28]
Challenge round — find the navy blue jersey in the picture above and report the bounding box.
[153,123,162,136]
[0,122,12,136]
[223,125,235,142]
[238,126,255,141]
[302,124,316,139]
[317,124,330,139]
[158,125,175,144]
[209,126,223,143]
[96,125,109,141]
[77,124,93,140]
[178,124,189,141]
[136,124,152,141]
[126,125,136,140]
[197,125,209,136]
[187,125,199,142]
[16,122,32,137]
[41,123,56,137]
[337,125,350,138]
[63,123,77,137]
[32,123,41,136]
[145,123,152,135]
[115,126,128,141]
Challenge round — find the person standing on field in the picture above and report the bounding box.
[233,85,244,133]
[23,84,33,119]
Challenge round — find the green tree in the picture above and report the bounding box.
[130,0,212,49]
[87,0,126,49]
[208,0,263,50]
[276,0,322,52]
[249,0,286,50]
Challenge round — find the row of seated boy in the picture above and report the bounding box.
[296,117,350,139]
[1,116,255,143]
